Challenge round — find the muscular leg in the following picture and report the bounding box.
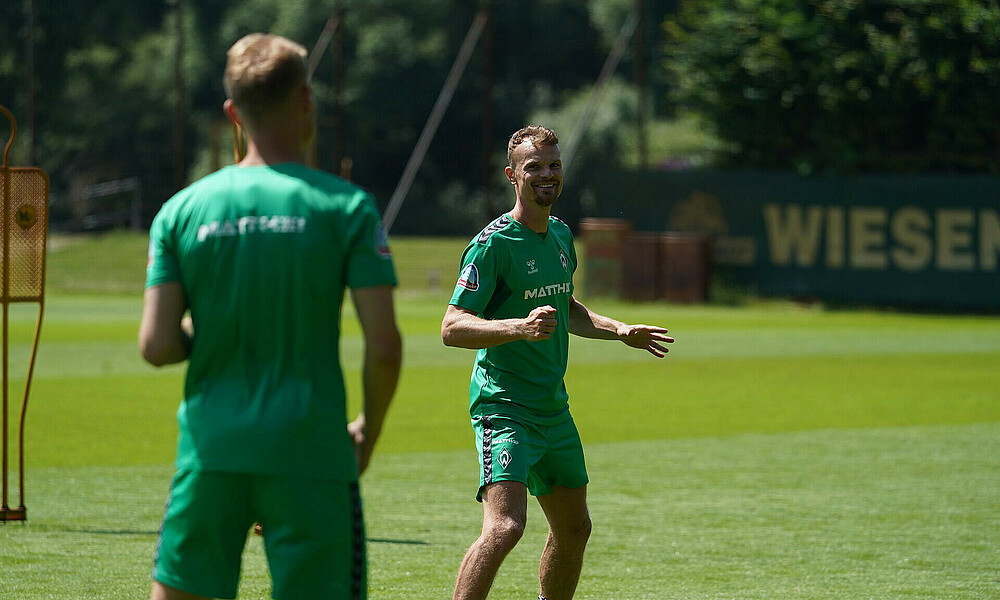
[150,582,211,600]
[536,485,592,600]
[453,481,528,600]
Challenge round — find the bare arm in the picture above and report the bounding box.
[441,303,557,349]
[348,285,402,475]
[138,282,191,367]
[567,296,674,358]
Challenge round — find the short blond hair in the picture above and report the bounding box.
[223,33,308,126]
[507,125,559,167]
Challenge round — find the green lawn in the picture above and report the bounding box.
[0,232,998,599]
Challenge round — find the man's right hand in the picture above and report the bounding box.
[523,305,557,341]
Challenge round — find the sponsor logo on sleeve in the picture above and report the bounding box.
[457,263,479,291]
[375,221,392,259]
[147,240,156,269]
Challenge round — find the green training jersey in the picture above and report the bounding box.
[450,213,578,425]
[146,163,396,481]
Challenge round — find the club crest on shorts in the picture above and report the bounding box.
[457,263,479,291]
[498,448,513,469]
[559,249,568,272]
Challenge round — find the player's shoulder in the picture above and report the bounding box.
[161,165,237,205]
[154,170,223,221]
[473,213,516,245]
[286,164,369,197]
[548,215,574,239]
[548,214,571,232]
[278,165,380,217]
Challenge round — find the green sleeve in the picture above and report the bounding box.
[345,192,398,289]
[449,240,501,315]
[144,207,181,288]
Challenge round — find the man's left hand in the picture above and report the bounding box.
[619,325,674,358]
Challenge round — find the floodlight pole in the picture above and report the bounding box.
[481,0,497,214]
[333,4,347,178]
[562,11,639,174]
[308,15,342,79]
[635,0,648,169]
[172,0,186,190]
[27,0,37,166]
[382,10,488,233]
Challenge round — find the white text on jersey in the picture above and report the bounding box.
[197,216,307,242]
[524,282,572,300]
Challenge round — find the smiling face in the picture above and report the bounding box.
[505,140,564,208]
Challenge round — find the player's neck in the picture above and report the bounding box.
[239,131,308,166]
[509,201,550,234]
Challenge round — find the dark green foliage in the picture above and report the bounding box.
[2,1,647,235]
[665,0,1000,174]
[3,0,995,236]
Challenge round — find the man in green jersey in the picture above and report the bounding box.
[139,33,401,600]
[442,125,674,600]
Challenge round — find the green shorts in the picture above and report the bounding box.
[472,414,589,501]
[152,469,366,600]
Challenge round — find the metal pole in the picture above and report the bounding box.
[481,0,497,214]
[562,11,639,173]
[27,0,37,166]
[382,10,488,233]
[2,302,8,516]
[635,0,648,169]
[173,0,186,190]
[1,132,10,515]
[308,15,342,79]
[335,4,347,177]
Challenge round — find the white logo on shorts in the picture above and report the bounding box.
[498,448,513,469]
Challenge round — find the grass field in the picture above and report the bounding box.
[1,231,998,599]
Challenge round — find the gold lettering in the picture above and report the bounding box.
[849,208,887,269]
[825,207,844,268]
[979,209,1000,271]
[890,208,932,272]
[936,209,975,271]
[764,204,823,267]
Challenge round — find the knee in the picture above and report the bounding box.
[556,515,592,545]
[483,515,526,549]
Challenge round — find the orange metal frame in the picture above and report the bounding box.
[1,105,48,523]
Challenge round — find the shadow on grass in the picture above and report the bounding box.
[57,530,430,546]
[367,537,429,546]
[63,528,159,536]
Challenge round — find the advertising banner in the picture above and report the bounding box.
[583,171,999,309]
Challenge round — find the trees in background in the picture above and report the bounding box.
[1,1,997,235]
[3,0,655,233]
[664,0,1000,174]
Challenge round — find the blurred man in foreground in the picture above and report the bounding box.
[140,33,401,600]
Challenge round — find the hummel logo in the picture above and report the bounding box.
[527,259,538,274]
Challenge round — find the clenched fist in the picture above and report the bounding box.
[522,305,558,341]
